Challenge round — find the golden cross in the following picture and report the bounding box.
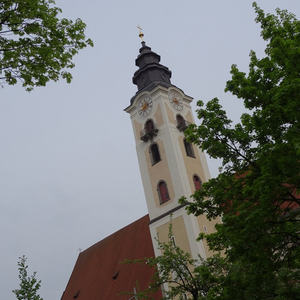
[137,25,144,41]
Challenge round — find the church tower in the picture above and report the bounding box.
[125,40,218,260]
[61,39,222,300]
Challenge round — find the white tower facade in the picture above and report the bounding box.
[125,42,218,259]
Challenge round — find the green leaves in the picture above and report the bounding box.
[126,225,227,300]
[13,255,43,300]
[183,3,300,299]
[185,98,254,172]
[0,0,93,91]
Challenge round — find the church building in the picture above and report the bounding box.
[61,38,219,300]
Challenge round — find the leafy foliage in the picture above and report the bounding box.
[0,0,93,90]
[180,2,300,299]
[13,255,43,300]
[127,226,227,300]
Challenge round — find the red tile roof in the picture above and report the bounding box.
[61,215,162,300]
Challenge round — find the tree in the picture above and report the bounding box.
[126,226,226,300]
[0,0,93,91]
[180,2,300,299]
[13,255,43,300]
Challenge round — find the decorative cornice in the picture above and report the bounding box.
[149,204,186,225]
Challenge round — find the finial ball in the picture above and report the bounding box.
[137,25,144,41]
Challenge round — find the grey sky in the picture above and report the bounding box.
[1,1,299,299]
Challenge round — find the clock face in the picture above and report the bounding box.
[138,95,153,118]
[168,90,183,111]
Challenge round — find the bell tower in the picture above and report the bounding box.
[125,40,217,260]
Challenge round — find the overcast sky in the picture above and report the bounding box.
[1,1,299,299]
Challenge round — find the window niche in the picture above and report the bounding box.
[149,143,161,165]
[157,181,170,204]
[140,119,158,142]
[145,119,154,133]
[184,138,195,158]
[176,114,187,131]
[193,175,202,191]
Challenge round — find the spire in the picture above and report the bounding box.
[132,41,172,91]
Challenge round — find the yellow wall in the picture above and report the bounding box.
[197,215,221,257]
[133,119,142,142]
[144,139,175,207]
[185,111,194,123]
[155,103,164,127]
[156,216,191,254]
[165,102,176,125]
[178,136,205,192]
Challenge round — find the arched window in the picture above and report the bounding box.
[176,114,189,131]
[184,139,195,158]
[150,143,161,165]
[176,114,185,125]
[176,114,186,131]
[145,119,155,134]
[158,181,170,204]
[193,175,202,191]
